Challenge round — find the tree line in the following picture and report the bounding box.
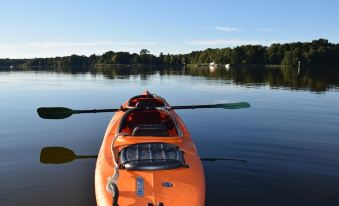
[1,39,339,68]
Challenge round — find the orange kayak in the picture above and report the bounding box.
[95,91,205,206]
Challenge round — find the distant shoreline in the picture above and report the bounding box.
[0,63,283,69]
[1,39,339,69]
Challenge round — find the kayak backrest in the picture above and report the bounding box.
[128,110,162,126]
[132,124,169,136]
[135,99,158,108]
[118,108,180,137]
[119,143,186,171]
[127,95,165,108]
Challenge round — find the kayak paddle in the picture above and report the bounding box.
[37,102,250,119]
[40,147,247,164]
[37,107,119,119]
[169,102,250,110]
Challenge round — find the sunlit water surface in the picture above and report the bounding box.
[1,67,339,206]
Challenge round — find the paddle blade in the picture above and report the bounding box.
[37,107,74,119]
[40,147,76,164]
[214,102,250,109]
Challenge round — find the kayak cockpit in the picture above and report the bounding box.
[126,94,167,109]
[118,108,181,137]
[119,142,187,171]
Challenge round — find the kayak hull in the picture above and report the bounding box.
[95,93,205,206]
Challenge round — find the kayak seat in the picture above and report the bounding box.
[135,99,159,108]
[128,96,165,108]
[128,110,162,126]
[119,143,186,171]
[118,108,180,136]
[132,124,169,136]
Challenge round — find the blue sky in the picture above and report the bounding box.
[0,0,338,58]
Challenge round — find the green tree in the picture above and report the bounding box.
[140,49,150,55]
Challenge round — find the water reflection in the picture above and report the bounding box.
[103,65,336,92]
[184,66,339,92]
[1,67,339,206]
[2,65,339,92]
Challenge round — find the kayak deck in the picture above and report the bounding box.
[95,92,205,206]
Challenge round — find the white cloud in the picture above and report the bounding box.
[215,26,239,32]
[188,39,261,46]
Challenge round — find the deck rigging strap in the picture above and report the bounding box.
[106,133,124,206]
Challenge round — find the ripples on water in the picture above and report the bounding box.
[0,66,339,206]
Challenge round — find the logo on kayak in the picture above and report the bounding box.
[162,182,173,187]
[136,177,144,197]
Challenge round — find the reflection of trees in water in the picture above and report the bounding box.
[95,65,185,80]
[54,66,94,74]
[1,65,96,74]
[96,65,157,80]
[183,66,339,92]
[6,65,339,92]
[102,65,339,92]
[267,67,339,92]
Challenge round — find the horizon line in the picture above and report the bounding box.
[0,38,336,59]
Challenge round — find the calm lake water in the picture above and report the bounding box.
[1,66,339,206]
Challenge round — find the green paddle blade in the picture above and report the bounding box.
[37,107,75,119]
[40,147,77,164]
[214,102,250,109]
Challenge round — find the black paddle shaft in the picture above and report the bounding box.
[170,104,217,109]
[73,108,119,114]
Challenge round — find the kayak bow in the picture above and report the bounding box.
[95,91,205,206]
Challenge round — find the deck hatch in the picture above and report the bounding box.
[120,143,185,171]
